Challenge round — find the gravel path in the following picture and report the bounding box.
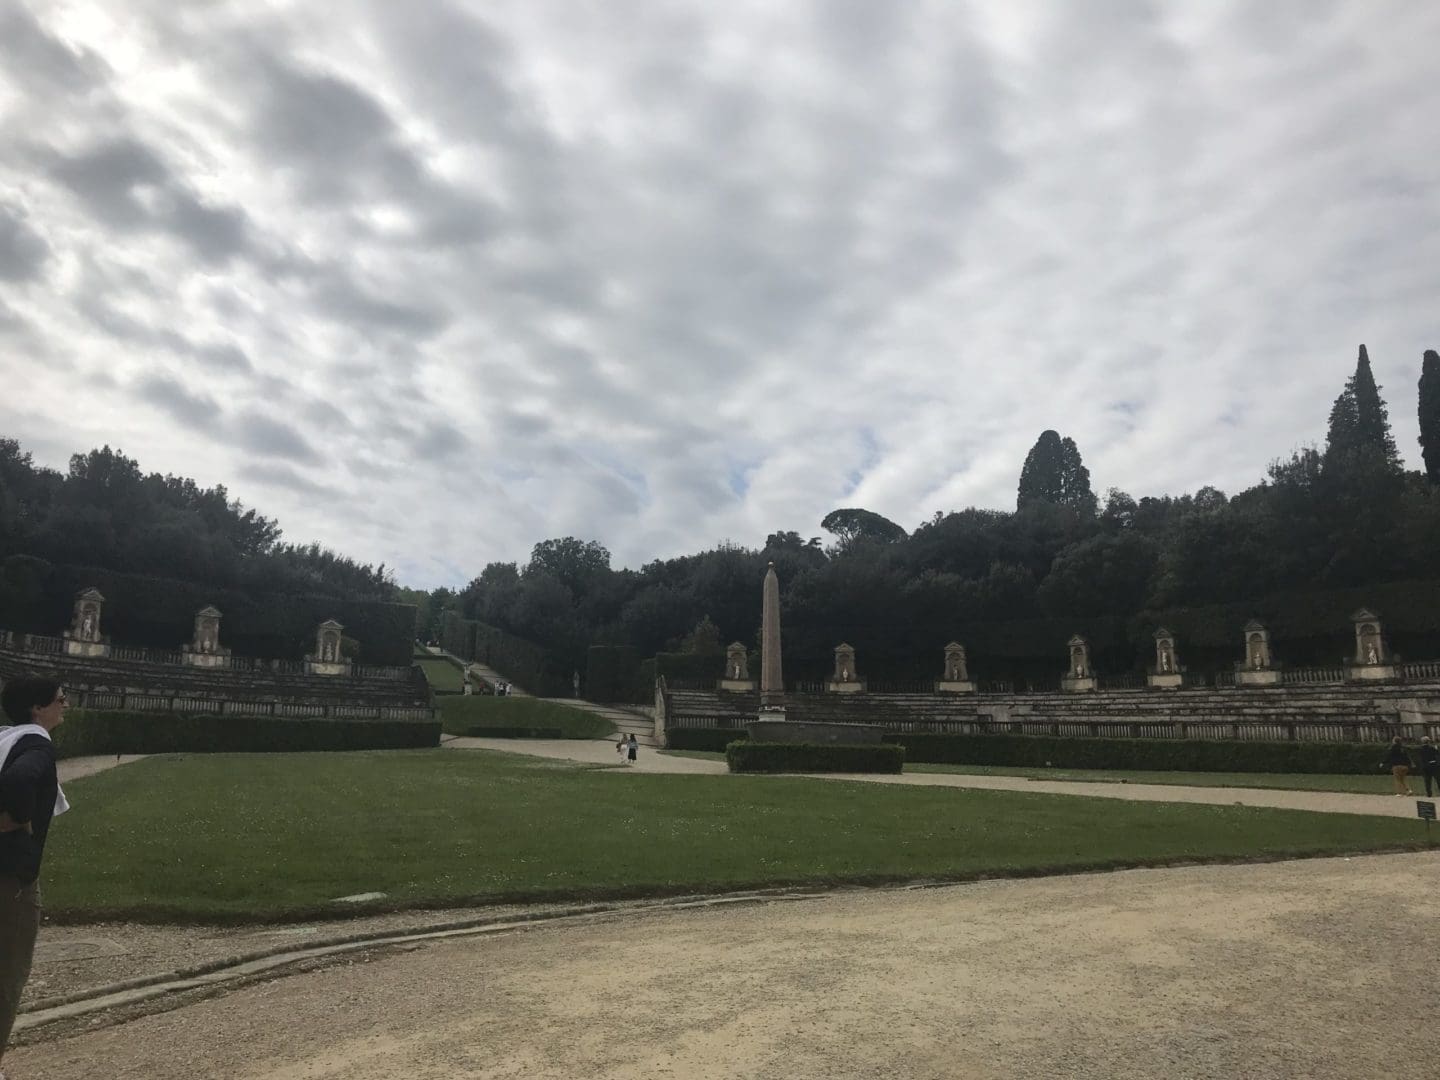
[444,737,1428,818]
[10,853,1438,1079]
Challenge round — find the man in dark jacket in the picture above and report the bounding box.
[1419,737,1440,799]
[0,675,67,1076]
[1382,736,1415,797]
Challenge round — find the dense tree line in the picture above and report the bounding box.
[454,345,1440,675]
[0,441,395,600]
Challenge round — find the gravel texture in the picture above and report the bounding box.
[9,852,1439,1079]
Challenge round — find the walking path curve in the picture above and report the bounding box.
[441,736,1431,819]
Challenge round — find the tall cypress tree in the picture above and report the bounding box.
[1420,348,1440,484]
[1325,344,1400,472]
[1018,430,1096,514]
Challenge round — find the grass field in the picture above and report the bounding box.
[41,750,1426,922]
[415,656,465,692]
[437,697,615,738]
[658,752,1416,795]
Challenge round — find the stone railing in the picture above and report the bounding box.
[1401,660,1440,681]
[1282,666,1345,684]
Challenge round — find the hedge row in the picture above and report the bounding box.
[726,741,905,774]
[52,709,440,758]
[438,612,572,696]
[0,557,416,666]
[586,645,643,703]
[885,732,1399,775]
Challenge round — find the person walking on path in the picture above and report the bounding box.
[1418,737,1440,798]
[0,676,70,1080]
[1382,736,1415,796]
[627,733,639,765]
[616,733,629,764]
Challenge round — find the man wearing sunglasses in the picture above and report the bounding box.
[0,677,69,1080]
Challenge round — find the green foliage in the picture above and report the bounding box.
[666,727,749,752]
[416,655,465,692]
[654,651,726,682]
[585,644,643,703]
[820,508,908,549]
[1017,430,1096,516]
[726,741,905,774]
[886,732,1396,775]
[1325,344,1401,472]
[438,611,570,695]
[437,696,615,738]
[1420,349,1440,484]
[52,710,439,757]
[677,614,725,654]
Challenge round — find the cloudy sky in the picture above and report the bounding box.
[2,1,1438,588]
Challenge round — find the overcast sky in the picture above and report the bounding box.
[2,1,1438,588]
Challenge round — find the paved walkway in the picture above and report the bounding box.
[442,737,1430,819]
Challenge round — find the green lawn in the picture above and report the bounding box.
[42,750,1427,923]
[438,696,615,738]
[415,656,465,692]
[658,752,1413,795]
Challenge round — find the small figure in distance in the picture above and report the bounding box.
[1382,736,1415,797]
[627,733,639,765]
[616,733,628,764]
[1418,736,1440,799]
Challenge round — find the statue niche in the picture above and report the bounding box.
[182,605,231,668]
[1234,620,1281,686]
[63,588,110,658]
[826,643,864,693]
[1346,607,1397,682]
[719,641,757,692]
[306,619,352,676]
[1061,635,1096,693]
[936,642,975,694]
[1148,628,1183,689]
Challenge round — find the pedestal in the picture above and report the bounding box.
[1235,669,1282,687]
[719,679,758,693]
[306,659,352,677]
[64,639,109,659]
[1147,673,1183,690]
[1346,663,1399,683]
[1061,675,1096,693]
[825,680,865,693]
[183,652,229,669]
[935,680,977,694]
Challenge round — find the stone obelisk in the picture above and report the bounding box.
[760,562,784,714]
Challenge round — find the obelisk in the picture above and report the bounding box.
[760,562,784,714]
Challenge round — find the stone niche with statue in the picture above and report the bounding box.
[1061,635,1096,693]
[1235,620,1282,686]
[306,619,352,676]
[936,642,975,693]
[1148,628,1183,689]
[1344,608,1398,682]
[182,605,231,668]
[826,643,865,693]
[63,587,110,658]
[719,641,756,692]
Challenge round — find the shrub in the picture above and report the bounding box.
[727,741,905,774]
[586,645,643,703]
[885,732,1395,775]
[666,727,749,752]
[653,652,725,683]
[52,710,439,758]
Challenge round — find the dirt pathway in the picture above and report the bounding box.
[443,737,1430,818]
[11,853,1438,1079]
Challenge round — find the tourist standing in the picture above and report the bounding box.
[627,733,639,765]
[0,676,70,1076]
[1418,736,1440,798]
[1382,737,1414,796]
[616,733,628,763]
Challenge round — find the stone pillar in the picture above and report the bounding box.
[63,587,110,658]
[182,605,231,668]
[936,642,975,693]
[1235,620,1281,686]
[826,643,864,693]
[1346,607,1397,682]
[1148,628,1182,689]
[759,563,784,714]
[306,619,352,676]
[1061,635,1096,693]
[720,641,756,692]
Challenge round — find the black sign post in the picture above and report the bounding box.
[1417,800,1436,844]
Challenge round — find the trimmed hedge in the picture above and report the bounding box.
[0,558,416,666]
[586,645,643,704]
[439,612,571,696]
[653,652,727,683]
[52,709,440,758]
[886,732,1400,775]
[727,741,905,774]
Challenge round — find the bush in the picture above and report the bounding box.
[586,645,643,703]
[666,727,750,752]
[653,652,725,683]
[886,732,1396,775]
[52,710,440,758]
[727,741,905,774]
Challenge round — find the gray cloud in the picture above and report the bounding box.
[237,461,336,500]
[0,204,50,282]
[0,3,108,99]
[234,412,324,466]
[134,374,222,430]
